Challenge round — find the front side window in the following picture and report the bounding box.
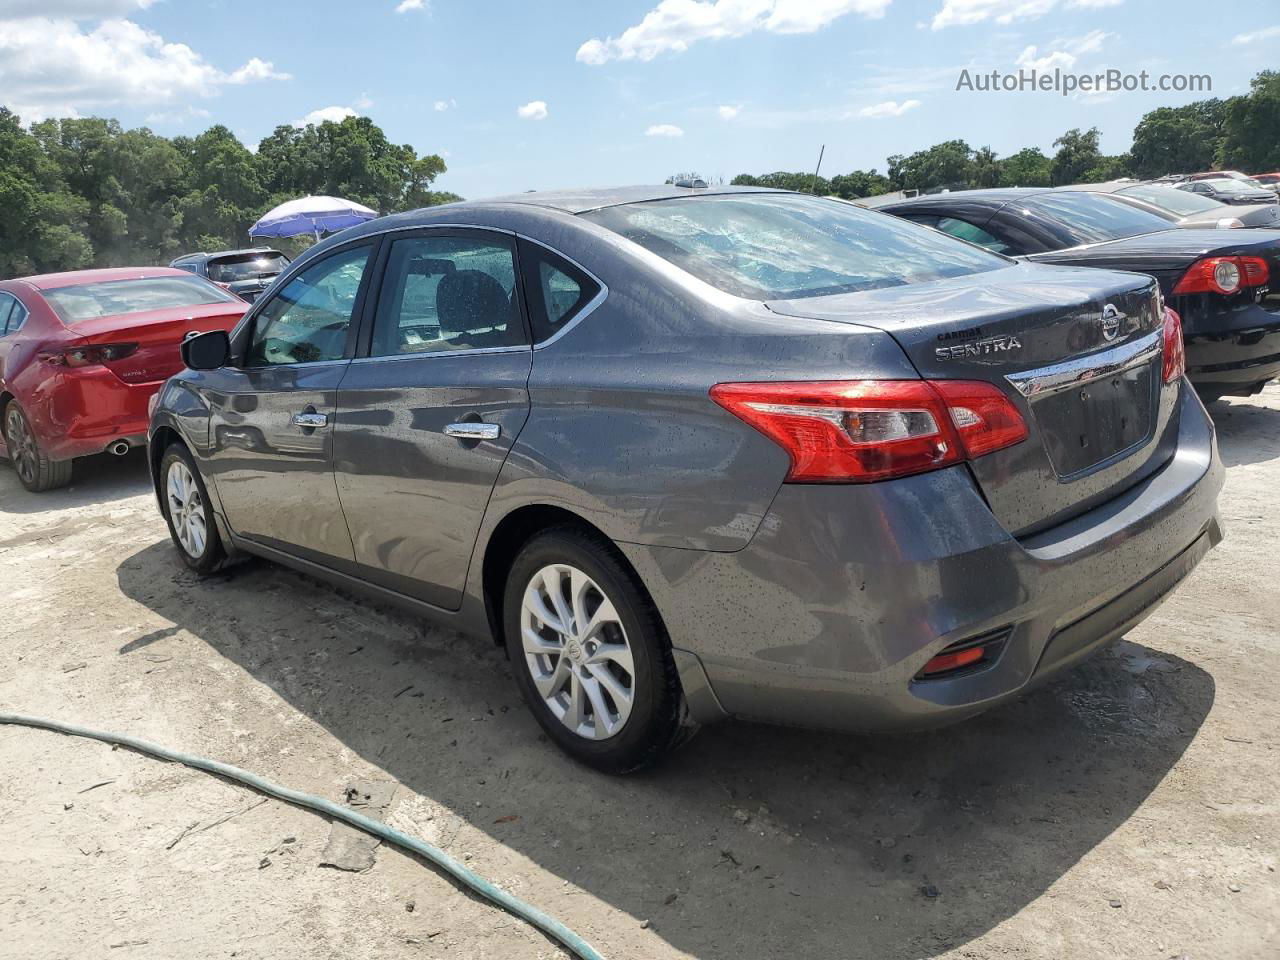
[369,234,524,357]
[248,245,371,366]
[42,275,240,324]
[581,194,1010,300]
[519,240,601,343]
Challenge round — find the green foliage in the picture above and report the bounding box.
[1130,100,1228,178]
[890,139,976,191]
[0,109,454,277]
[998,147,1052,187]
[1219,71,1280,172]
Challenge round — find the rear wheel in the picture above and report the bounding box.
[503,526,683,774]
[161,443,226,574]
[3,402,72,492]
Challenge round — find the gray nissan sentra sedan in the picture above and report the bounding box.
[149,185,1224,772]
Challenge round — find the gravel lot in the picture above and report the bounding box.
[1,386,1277,960]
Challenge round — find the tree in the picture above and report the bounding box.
[829,169,892,199]
[971,146,1002,188]
[1219,71,1280,172]
[1050,127,1108,185]
[1130,100,1227,178]
[889,140,975,192]
[998,147,1052,187]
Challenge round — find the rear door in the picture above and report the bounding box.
[202,241,375,563]
[332,228,532,610]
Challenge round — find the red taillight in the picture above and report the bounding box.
[710,379,1028,483]
[1162,306,1185,384]
[920,645,985,676]
[40,343,139,368]
[1172,255,1270,295]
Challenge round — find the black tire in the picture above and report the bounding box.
[502,524,683,774]
[3,401,72,492]
[160,443,227,575]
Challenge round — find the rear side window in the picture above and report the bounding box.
[518,240,601,343]
[0,294,13,334]
[368,233,526,357]
[41,275,240,324]
[7,299,27,334]
[935,217,1014,255]
[582,193,1009,300]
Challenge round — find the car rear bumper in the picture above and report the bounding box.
[1183,301,1280,395]
[620,383,1224,731]
[34,368,160,460]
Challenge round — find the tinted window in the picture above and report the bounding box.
[582,194,1009,300]
[369,234,524,357]
[519,240,601,343]
[935,216,1013,254]
[1118,184,1222,216]
[1005,193,1174,248]
[42,275,240,324]
[207,252,290,283]
[248,245,371,366]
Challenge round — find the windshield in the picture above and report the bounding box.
[207,252,289,283]
[581,193,1010,300]
[43,275,240,324]
[1011,192,1175,247]
[1119,184,1224,216]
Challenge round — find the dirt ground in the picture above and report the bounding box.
[1,387,1277,960]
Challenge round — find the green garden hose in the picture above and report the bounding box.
[0,712,606,960]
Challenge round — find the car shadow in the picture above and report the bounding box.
[1206,397,1280,468]
[116,540,1214,960]
[0,448,153,515]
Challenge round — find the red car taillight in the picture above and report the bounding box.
[40,343,139,368]
[709,379,1028,483]
[1172,255,1270,295]
[1162,306,1186,384]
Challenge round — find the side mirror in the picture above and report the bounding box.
[181,330,231,370]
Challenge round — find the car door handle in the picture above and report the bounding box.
[291,412,328,429]
[444,422,500,441]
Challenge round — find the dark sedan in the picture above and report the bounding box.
[150,186,1222,772]
[1177,177,1277,206]
[880,189,1280,401]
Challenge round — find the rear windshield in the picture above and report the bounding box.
[42,275,240,324]
[207,252,289,283]
[1011,193,1174,247]
[1118,184,1223,216]
[581,193,1010,300]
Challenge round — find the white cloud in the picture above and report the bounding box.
[858,98,920,117]
[717,104,741,119]
[516,99,548,120]
[645,123,684,136]
[0,17,288,119]
[296,105,358,127]
[577,0,890,65]
[1232,25,1280,45]
[930,0,1120,30]
[395,0,428,12]
[1014,29,1110,70]
[355,92,374,109]
[145,105,211,125]
[434,98,457,111]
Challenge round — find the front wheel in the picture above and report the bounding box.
[161,443,226,574]
[503,525,683,774]
[3,402,72,492]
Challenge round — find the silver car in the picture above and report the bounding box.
[149,186,1224,772]
[1065,180,1280,228]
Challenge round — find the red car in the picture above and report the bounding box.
[0,267,246,492]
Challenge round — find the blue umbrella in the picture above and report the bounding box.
[250,195,378,241]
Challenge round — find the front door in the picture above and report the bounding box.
[204,242,375,563]
[333,230,532,609]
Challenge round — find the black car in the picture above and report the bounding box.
[880,189,1280,401]
[170,248,291,303]
[1177,178,1277,206]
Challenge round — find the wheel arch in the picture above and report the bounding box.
[149,424,183,507]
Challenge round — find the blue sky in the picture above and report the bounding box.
[1,0,1276,200]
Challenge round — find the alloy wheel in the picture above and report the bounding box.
[166,460,208,558]
[520,563,636,740]
[5,407,38,486]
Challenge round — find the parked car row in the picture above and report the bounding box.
[0,185,1251,770]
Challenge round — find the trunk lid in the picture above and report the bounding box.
[766,261,1176,536]
[75,302,246,384]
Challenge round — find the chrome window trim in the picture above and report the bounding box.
[349,344,529,365]
[1005,329,1163,399]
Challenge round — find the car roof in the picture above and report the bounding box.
[15,266,195,290]
[883,187,1055,209]
[474,183,786,214]
[173,247,283,263]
